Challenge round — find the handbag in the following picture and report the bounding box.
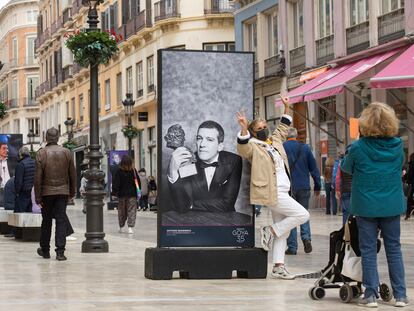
[341,220,362,282]
[133,169,142,200]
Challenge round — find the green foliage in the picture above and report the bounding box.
[122,125,140,139]
[0,101,7,120]
[63,140,77,150]
[64,29,121,67]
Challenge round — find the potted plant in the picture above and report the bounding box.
[122,125,140,139]
[63,140,77,150]
[64,29,122,67]
[0,101,7,120]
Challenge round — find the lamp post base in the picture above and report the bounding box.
[82,235,109,253]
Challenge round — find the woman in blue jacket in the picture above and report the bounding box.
[341,102,407,308]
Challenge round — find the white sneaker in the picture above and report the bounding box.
[118,227,124,233]
[66,236,77,241]
[260,226,274,251]
[395,298,409,307]
[128,227,134,234]
[271,265,296,280]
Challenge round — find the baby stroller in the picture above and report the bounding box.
[308,216,392,303]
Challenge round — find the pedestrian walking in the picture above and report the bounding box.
[404,153,414,220]
[324,157,336,215]
[341,102,408,308]
[138,168,149,211]
[35,127,76,261]
[112,155,140,234]
[14,147,35,213]
[236,97,309,280]
[283,128,321,255]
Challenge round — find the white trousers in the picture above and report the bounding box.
[268,191,310,264]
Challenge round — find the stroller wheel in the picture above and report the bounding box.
[339,284,353,303]
[351,285,362,299]
[309,286,325,300]
[379,283,393,302]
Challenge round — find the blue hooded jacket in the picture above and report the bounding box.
[341,137,405,217]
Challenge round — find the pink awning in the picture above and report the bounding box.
[303,49,402,101]
[370,44,414,89]
[275,64,352,105]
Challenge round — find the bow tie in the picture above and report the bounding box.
[199,162,219,169]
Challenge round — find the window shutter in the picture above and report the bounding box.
[110,5,115,31]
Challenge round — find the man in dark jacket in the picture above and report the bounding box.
[35,127,76,261]
[14,147,35,213]
[283,128,321,255]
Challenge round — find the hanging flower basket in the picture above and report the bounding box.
[63,140,77,150]
[0,101,7,120]
[64,29,122,67]
[122,125,140,139]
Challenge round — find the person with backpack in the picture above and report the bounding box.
[283,128,321,255]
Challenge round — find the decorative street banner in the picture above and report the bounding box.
[0,134,23,207]
[158,49,254,247]
[108,150,130,201]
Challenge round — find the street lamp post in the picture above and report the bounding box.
[64,117,75,141]
[82,0,108,253]
[122,93,135,155]
[27,130,35,152]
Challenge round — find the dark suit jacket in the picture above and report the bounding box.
[168,151,242,213]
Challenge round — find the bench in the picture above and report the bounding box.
[8,213,42,242]
[0,208,13,234]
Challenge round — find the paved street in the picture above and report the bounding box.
[0,199,413,310]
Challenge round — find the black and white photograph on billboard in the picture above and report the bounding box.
[158,49,254,247]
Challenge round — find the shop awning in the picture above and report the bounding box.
[303,49,402,101]
[275,65,352,105]
[370,44,414,89]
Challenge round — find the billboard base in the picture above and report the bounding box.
[145,247,267,280]
[107,201,118,210]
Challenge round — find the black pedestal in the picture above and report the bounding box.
[0,222,11,234]
[145,247,268,280]
[107,201,118,210]
[14,227,41,242]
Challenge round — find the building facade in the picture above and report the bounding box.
[235,0,414,169]
[35,0,235,178]
[0,0,40,146]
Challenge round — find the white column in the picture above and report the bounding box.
[334,0,347,58]
[405,0,414,33]
[369,0,380,47]
[303,0,315,67]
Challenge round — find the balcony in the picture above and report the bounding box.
[316,34,334,66]
[204,0,235,14]
[73,63,82,75]
[63,7,72,25]
[23,98,37,107]
[378,8,405,45]
[72,0,82,17]
[264,54,285,77]
[62,65,73,81]
[289,45,306,73]
[35,28,50,51]
[51,20,59,34]
[346,21,370,55]
[154,0,180,22]
[125,10,151,39]
[117,24,127,42]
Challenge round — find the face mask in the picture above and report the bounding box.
[255,128,269,141]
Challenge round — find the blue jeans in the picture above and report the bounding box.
[287,189,311,251]
[356,216,406,300]
[341,192,351,225]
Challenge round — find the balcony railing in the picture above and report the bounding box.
[72,0,82,17]
[204,0,235,14]
[346,21,369,54]
[35,28,50,51]
[7,99,18,109]
[126,10,150,39]
[73,63,82,75]
[63,7,72,25]
[117,24,127,42]
[289,45,306,73]
[154,0,180,22]
[316,34,334,66]
[254,62,259,80]
[264,54,285,77]
[378,8,405,45]
[63,65,73,81]
[23,98,37,107]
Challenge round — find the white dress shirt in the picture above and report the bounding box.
[0,158,10,188]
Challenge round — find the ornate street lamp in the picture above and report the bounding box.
[27,130,35,152]
[81,0,108,253]
[122,93,135,155]
[64,117,75,141]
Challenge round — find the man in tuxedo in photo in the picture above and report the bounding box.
[167,121,242,213]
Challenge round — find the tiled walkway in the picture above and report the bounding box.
[0,200,413,310]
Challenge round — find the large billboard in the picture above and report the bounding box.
[0,134,23,207]
[158,49,254,247]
